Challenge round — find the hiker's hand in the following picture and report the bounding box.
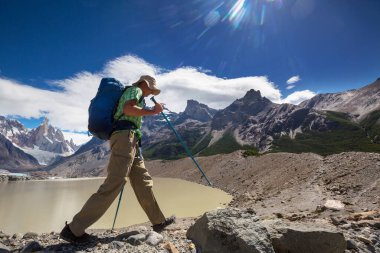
[153,103,164,114]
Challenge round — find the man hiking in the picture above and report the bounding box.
[60,75,176,243]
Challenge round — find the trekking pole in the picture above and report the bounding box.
[150,96,213,186]
[111,185,124,231]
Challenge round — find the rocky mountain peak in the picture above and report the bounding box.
[238,89,272,108]
[242,89,262,101]
[185,99,217,117]
[24,117,77,155]
[211,89,273,130]
[41,116,49,128]
[0,116,29,146]
[176,99,218,123]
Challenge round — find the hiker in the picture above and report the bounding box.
[60,75,176,243]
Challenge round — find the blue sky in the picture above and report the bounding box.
[0,0,380,143]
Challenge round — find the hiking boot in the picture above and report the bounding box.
[152,215,176,232]
[59,222,96,243]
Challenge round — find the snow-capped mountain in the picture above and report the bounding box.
[0,116,78,166]
[0,116,30,147]
[26,117,77,154]
[300,78,380,119]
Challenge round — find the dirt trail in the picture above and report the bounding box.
[147,151,380,217]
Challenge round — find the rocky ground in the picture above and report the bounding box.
[0,209,379,252]
[0,219,196,253]
[1,151,379,252]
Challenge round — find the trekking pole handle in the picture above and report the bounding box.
[151,96,167,110]
[150,96,158,104]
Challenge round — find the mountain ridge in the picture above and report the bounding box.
[0,116,79,170]
[2,78,380,172]
[300,78,380,119]
[0,133,39,171]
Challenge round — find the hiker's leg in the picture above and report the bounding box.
[69,131,137,237]
[129,155,166,225]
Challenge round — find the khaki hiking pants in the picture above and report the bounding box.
[69,130,166,236]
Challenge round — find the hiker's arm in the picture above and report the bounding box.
[123,100,163,116]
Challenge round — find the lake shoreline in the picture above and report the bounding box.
[0,177,231,234]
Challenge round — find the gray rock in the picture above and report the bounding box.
[126,233,146,246]
[346,239,357,250]
[21,241,43,252]
[357,236,372,245]
[109,240,124,250]
[369,235,378,244]
[0,243,10,253]
[341,224,352,230]
[323,200,345,211]
[264,220,346,253]
[22,232,38,240]
[136,226,148,232]
[12,233,22,239]
[187,208,274,253]
[145,231,163,246]
[118,230,139,240]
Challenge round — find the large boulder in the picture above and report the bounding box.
[187,208,275,253]
[263,219,346,253]
[0,242,10,253]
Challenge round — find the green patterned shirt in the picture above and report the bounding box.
[113,86,145,139]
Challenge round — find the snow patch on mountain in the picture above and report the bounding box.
[19,146,65,165]
[0,116,79,166]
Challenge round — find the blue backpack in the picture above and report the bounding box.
[88,78,136,140]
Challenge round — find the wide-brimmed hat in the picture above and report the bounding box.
[132,75,161,95]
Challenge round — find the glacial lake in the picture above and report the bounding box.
[0,177,232,234]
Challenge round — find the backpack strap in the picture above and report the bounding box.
[114,86,145,122]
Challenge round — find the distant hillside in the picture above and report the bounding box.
[0,133,39,172]
[300,78,380,119]
[271,110,380,155]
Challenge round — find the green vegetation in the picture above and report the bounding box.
[361,109,380,144]
[191,133,213,155]
[200,131,256,156]
[271,111,380,156]
[143,142,186,160]
[143,129,211,160]
[242,148,260,157]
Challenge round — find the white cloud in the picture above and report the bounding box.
[286,84,295,90]
[0,55,316,134]
[62,131,92,145]
[0,73,102,132]
[286,75,301,84]
[282,90,316,105]
[157,68,282,111]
